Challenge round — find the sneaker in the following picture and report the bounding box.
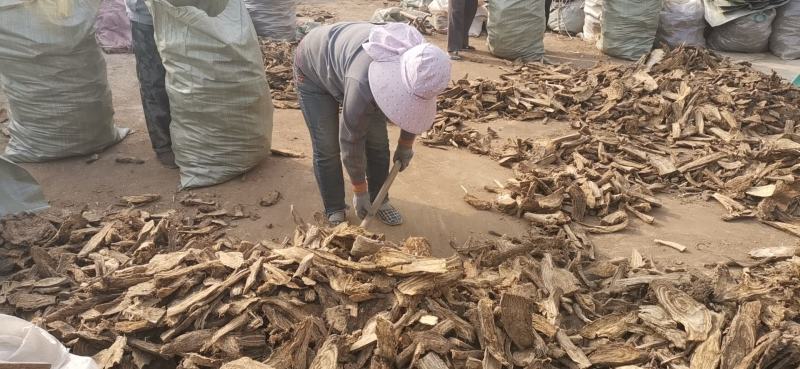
[449,51,462,61]
[376,202,403,226]
[156,151,179,169]
[327,210,346,226]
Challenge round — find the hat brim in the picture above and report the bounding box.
[368,60,437,135]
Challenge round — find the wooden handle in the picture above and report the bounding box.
[360,161,402,228]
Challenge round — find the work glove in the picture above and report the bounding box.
[353,190,372,219]
[393,144,414,171]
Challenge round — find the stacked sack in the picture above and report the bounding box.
[148,0,273,189]
[656,0,706,47]
[582,0,603,41]
[769,0,800,59]
[0,0,128,162]
[548,0,585,34]
[599,0,661,60]
[428,0,449,33]
[708,10,776,52]
[487,0,546,61]
[244,0,297,40]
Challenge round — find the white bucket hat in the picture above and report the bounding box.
[363,23,451,135]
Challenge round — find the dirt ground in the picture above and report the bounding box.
[1,0,798,267]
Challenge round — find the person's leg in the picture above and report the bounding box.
[363,107,404,225]
[462,0,479,49]
[447,0,466,54]
[131,21,174,167]
[545,0,553,25]
[364,106,390,202]
[295,68,347,217]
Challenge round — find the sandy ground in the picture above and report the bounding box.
[2,0,799,267]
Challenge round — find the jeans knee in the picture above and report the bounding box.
[313,145,340,164]
[366,138,389,152]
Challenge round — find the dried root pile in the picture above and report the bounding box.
[260,39,298,109]
[429,47,800,237]
[2,206,799,369]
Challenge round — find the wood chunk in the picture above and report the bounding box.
[568,185,587,221]
[530,313,558,338]
[464,193,493,211]
[535,188,565,212]
[588,343,647,366]
[116,156,145,164]
[677,152,727,173]
[523,211,570,226]
[402,237,433,257]
[161,329,213,355]
[625,204,655,224]
[747,246,797,259]
[94,336,127,369]
[654,239,688,252]
[216,251,245,269]
[351,236,384,258]
[259,190,282,207]
[203,312,249,351]
[121,194,161,206]
[762,220,800,238]
[418,315,438,326]
[540,254,580,296]
[270,148,305,158]
[375,317,397,361]
[690,313,723,369]
[350,317,379,352]
[500,288,541,350]
[309,336,340,369]
[629,249,645,269]
[495,193,518,214]
[9,292,56,310]
[638,305,688,349]
[78,221,116,257]
[711,193,754,221]
[579,312,636,339]
[426,299,475,342]
[601,210,627,225]
[324,305,350,334]
[556,330,591,369]
[652,281,712,341]
[396,269,462,296]
[649,154,678,176]
[730,331,780,369]
[166,269,248,319]
[719,301,761,369]
[30,246,59,278]
[477,298,508,365]
[481,349,502,369]
[580,218,629,234]
[221,357,276,369]
[180,353,221,368]
[417,352,449,369]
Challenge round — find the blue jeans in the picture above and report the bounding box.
[295,68,390,215]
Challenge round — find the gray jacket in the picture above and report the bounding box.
[125,0,152,25]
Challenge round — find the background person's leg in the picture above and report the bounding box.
[545,0,553,24]
[447,0,467,53]
[462,0,479,49]
[131,21,173,166]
